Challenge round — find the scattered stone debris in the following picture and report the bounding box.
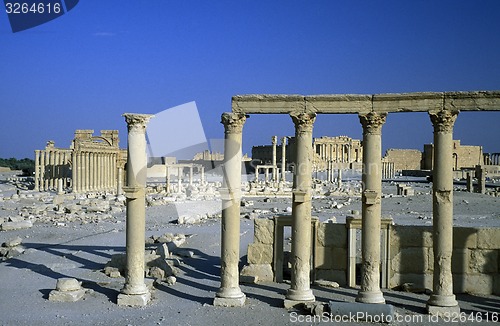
[0,236,25,260]
[48,278,86,302]
[314,280,340,288]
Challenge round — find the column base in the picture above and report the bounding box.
[427,294,459,307]
[355,290,385,304]
[213,290,246,307]
[285,288,315,308]
[427,303,460,316]
[117,291,151,306]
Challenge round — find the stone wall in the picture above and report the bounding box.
[383,149,422,171]
[243,218,500,296]
[390,225,500,295]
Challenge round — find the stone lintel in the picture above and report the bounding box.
[232,91,500,114]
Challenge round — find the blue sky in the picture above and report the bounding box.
[1,1,499,159]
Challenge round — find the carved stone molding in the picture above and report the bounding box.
[123,113,154,133]
[359,112,387,135]
[429,110,459,133]
[221,112,247,134]
[290,111,316,134]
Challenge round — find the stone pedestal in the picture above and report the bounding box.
[285,111,316,306]
[427,109,459,313]
[214,113,247,307]
[356,112,386,304]
[118,113,153,307]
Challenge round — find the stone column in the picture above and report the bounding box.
[117,167,123,195]
[189,166,193,186]
[475,165,486,194]
[264,168,269,183]
[285,111,316,308]
[281,137,287,183]
[165,165,170,193]
[337,169,342,188]
[356,112,387,304]
[77,152,83,193]
[34,150,40,191]
[427,109,460,315]
[118,113,153,306]
[177,167,182,193]
[214,112,247,307]
[272,136,277,183]
[201,166,205,185]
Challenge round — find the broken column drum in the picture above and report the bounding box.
[427,109,460,313]
[214,112,247,307]
[118,113,153,306]
[285,111,316,306]
[356,112,386,304]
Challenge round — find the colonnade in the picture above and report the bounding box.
[165,163,205,193]
[72,150,118,193]
[484,153,500,165]
[325,163,342,187]
[34,148,71,192]
[382,161,395,179]
[317,143,351,162]
[217,92,489,316]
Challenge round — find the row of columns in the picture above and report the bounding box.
[165,164,206,194]
[34,149,71,192]
[72,151,118,193]
[215,108,460,315]
[484,153,500,165]
[382,161,395,180]
[317,143,352,162]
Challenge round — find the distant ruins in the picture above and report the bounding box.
[34,130,126,194]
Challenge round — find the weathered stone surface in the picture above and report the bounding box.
[314,269,347,286]
[247,243,273,264]
[148,266,165,280]
[453,228,478,249]
[390,225,433,248]
[156,243,170,259]
[117,292,151,306]
[451,249,470,274]
[391,248,429,273]
[477,228,500,249]
[314,279,340,288]
[56,278,81,292]
[240,264,273,282]
[104,266,121,278]
[166,275,176,285]
[469,249,498,273]
[317,223,346,248]
[2,236,22,247]
[315,246,334,270]
[389,273,433,291]
[1,220,33,231]
[49,289,85,302]
[253,218,274,244]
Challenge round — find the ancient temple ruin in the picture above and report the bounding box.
[34,130,126,194]
[214,91,500,316]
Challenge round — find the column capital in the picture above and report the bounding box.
[281,136,287,144]
[359,112,387,135]
[429,110,459,133]
[221,112,247,134]
[290,111,316,133]
[123,113,154,132]
[271,136,277,145]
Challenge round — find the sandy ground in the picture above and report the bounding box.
[0,171,499,325]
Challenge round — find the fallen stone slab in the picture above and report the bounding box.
[328,301,395,323]
[2,236,23,247]
[1,220,33,231]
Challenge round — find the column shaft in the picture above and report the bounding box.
[356,112,386,304]
[285,111,316,305]
[281,137,287,183]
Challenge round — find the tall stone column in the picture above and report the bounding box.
[201,166,205,185]
[177,167,182,193]
[165,165,170,193]
[189,166,193,186]
[356,112,387,304]
[281,136,287,183]
[77,152,83,193]
[285,111,316,308]
[34,150,40,191]
[117,167,124,195]
[118,113,153,306]
[214,112,247,307]
[71,151,77,192]
[427,109,460,315]
[272,136,277,183]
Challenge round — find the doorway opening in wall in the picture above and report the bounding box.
[282,226,292,281]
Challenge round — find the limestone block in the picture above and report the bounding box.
[477,228,500,249]
[253,218,274,244]
[49,278,85,302]
[0,220,33,231]
[469,249,498,273]
[117,292,151,306]
[390,225,433,249]
[453,228,478,249]
[451,249,470,274]
[315,246,334,270]
[247,243,273,264]
[332,247,347,270]
[56,278,81,291]
[314,269,347,286]
[494,275,500,296]
[317,223,346,248]
[391,247,428,273]
[2,236,23,247]
[464,274,494,295]
[389,273,433,291]
[240,264,273,282]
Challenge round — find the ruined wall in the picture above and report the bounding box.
[390,225,500,295]
[383,149,422,171]
[422,140,483,171]
[243,218,500,296]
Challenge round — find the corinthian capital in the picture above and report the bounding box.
[221,112,247,134]
[123,113,154,132]
[290,111,316,134]
[359,112,387,135]
[429,110,459,133]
